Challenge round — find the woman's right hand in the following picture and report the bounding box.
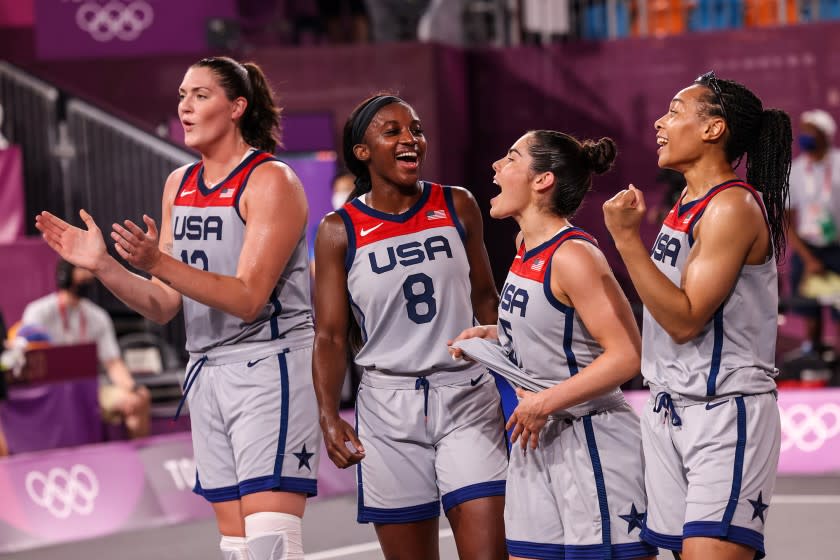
[447,324,498,359]
[35,210,109,272]
[320,414,365,469]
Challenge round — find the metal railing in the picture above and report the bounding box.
[64,98,194,354]
[0,62,194,355]
[0,61,63,230]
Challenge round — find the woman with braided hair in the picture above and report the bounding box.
[603,72,791,560]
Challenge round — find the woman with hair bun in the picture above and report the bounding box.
[36,56,317,560]
[453,130,656,560]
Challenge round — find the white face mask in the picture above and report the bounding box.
[332,192,350,210]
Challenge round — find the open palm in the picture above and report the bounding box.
[35,209,107,271]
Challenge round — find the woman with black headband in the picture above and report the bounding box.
[36,56,318,560]
[313,94,508,559]
[604,72,791,560]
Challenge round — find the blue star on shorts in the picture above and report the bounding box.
[619,503,645,534]
[293,444,314,471]
[748,492,769,523]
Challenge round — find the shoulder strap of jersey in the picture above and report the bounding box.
[687,180,768,245]
[175,161,202,197]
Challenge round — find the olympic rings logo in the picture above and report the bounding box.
[75,1,154,42]
[25,464,99,519]
[779,403,840,453]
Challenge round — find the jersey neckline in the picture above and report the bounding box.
[348,181,432,223]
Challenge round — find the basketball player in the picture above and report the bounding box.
[35,56,317,560]
[452,131,657,560]
[313,94,508,560]
[603,72,791,560]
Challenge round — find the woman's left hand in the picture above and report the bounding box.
[111,215,162,273]
[506,387,549,450]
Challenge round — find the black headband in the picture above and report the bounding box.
[351,95,404,146]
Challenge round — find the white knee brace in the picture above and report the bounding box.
[219,535,248,560]
[245,512,303,560]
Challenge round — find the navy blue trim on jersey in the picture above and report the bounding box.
[197,149,266,196]
[348,293,368,343]
[640,526,682,551]
[355,397,364,521]
[564,311,580,376]
[234,154,279,223]
[543,254,573,313]
[336,207,356,272]
[491,371,518,450]
[685,180,752,245]
[523,227,574,261]
[608,542,659,560]
[506,540,564,559]
[273,353,290,480]
[269,287,283,340]
[721,396,747,531]
[706,307,725,396]
[176,162,201,196]
[683,522,765,558]
[238,474,317,497]
[566,541,659,560]
[196,482,241,503]
[442,186,466,241]
[349,181,432,222]
[358,501,440,524]
[582,415,612,558]
[441,480,506,512]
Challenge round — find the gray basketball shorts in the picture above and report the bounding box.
[186,342,321,502]
[641,390,781,559]
[355,366,508,523]
[504,402,655,560]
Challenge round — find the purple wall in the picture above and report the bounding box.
[4,23,840,287]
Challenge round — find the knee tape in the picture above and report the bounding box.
[219,535,248,560]
[245,512,303,560]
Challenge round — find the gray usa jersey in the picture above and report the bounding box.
[172,151,313,354]
[642,180,778,398]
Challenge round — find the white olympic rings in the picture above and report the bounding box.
[75,1,154,42]
[780,402,840,453]
[25,464,99,519]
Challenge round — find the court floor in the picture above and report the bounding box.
[4,475,838,560]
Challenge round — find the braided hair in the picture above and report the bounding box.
[694,73,792,260]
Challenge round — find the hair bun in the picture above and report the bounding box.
[581,137,617,174]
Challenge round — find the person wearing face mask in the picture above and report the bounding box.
[786,109,840,357]
[20,259,151,439]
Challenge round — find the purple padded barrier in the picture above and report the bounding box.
[0,237,58,325]
[0,379,103,454]
[0,415,358,553]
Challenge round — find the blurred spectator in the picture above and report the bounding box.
[418,0,467,45]
[0,103,8,150]
[21,260,151,438]
[331,169,355,210]
[647,168,686,224]
[318,0,370,43]
[786,109,840,355]
[364,0,431,41]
